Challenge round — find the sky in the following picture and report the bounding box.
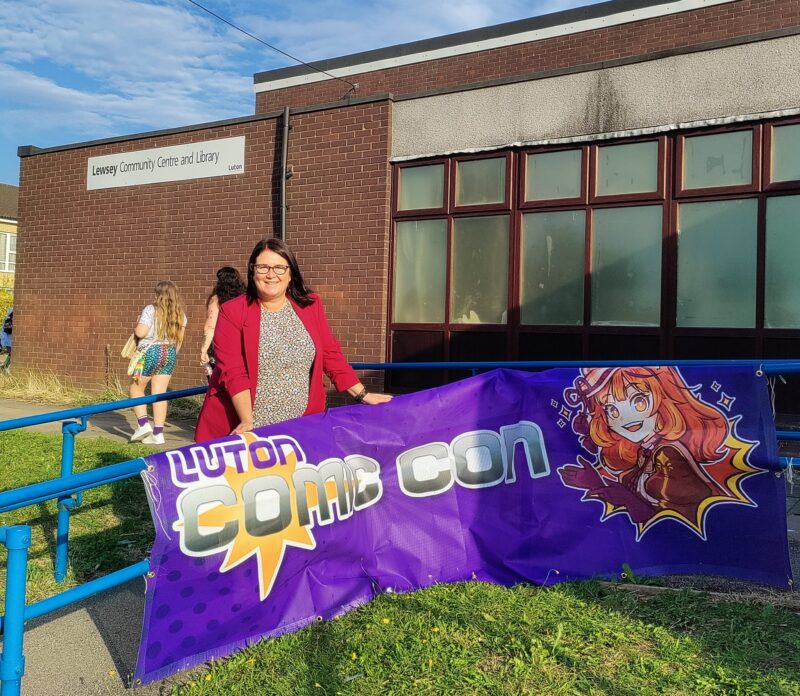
[0,0,603,186]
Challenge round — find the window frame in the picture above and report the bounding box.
[675,125,761,198]
[672,194,760,331]
[0,231,14,273]
[763,118,800,191]
[450,152,513,213]
[388,117,800,371]
[519,145,588,210]
[589,136,667,204]
[392,159,450,218]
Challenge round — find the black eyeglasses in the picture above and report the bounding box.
[252,264,289,276]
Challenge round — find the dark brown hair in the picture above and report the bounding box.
[207,266,246,307]
[246,238,314,307]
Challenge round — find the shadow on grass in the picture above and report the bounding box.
[546,582,799,694]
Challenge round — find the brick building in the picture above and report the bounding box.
[14,0,800,402]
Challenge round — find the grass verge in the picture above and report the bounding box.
[0,430,154,607]
[0,430,798,695]
[179,581,800,696]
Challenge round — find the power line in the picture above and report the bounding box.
[185,0,357,95]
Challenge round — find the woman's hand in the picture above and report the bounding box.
[200,350,210,366]
[230,418,254,436]
[362,392,392,405]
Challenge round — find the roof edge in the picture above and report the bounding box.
[16,94,394,158]
[253,0,732,90]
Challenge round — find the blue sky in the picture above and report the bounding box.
[0,0,602,185]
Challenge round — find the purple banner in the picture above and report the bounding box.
[135,366,791,684]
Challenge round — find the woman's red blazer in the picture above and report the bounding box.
[194,293,359,442]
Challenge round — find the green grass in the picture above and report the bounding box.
[0,430,154,606]
[1,430,799,695]
[178,582,800,696]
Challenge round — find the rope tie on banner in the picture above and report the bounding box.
[768,376,777,420]
[141,464,172,541]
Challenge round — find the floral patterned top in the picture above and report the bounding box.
[253,302,316,427]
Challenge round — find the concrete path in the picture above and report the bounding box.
[1,398,799,695]
[0,398,196,449]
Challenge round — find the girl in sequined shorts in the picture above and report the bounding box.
[129,281,187,446]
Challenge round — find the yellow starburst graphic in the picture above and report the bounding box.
[173,432,345,600]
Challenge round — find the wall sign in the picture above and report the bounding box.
[86,136,245,190]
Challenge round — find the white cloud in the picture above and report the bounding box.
[0,0,602,183]
[0,0,254,137]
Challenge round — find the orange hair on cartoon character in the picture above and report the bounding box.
[585,366,728,472]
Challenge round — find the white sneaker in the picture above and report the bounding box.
[142,432,165,446]
[130,422,153,442]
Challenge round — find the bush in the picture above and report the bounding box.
[0,288,11,322]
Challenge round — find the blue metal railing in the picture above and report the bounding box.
[1,360,799,695]
[0,386,207,434]
[0,387,204,696]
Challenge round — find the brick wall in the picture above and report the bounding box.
[284,102,392,395]
[256,0,800,113]
[15,100,392,394]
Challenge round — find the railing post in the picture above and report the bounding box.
[55,418,87,582]
[0,525,31,696]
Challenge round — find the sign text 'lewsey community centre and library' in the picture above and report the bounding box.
[86,136,245,190]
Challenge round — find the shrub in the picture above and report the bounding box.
[0,288,11,321]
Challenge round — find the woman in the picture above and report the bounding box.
[130,280,187,445]
[195,238,391,442]
[200,266,246,377]
[558,366,728,524]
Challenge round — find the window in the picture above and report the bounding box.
[525,149,583,203]
[765,195,800,328]
[680,130,755,193]
[594,141,660,197]
[455,157,506,207]
[393,220,447,323]
[451,216,509,324]
[390,118,800,369]
[676,199,757,328]
[0,233,15,273]
[591,206,662,326]
[769,123,800,184]
[397,163,445,211]
[521,210,585,325]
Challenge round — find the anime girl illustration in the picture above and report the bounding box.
[557,366,758,536]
